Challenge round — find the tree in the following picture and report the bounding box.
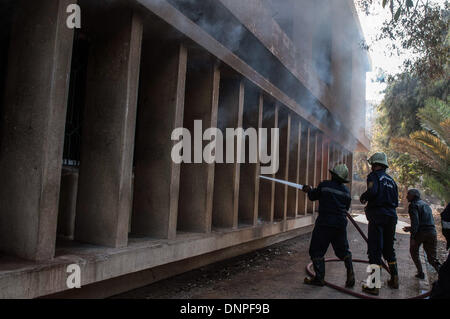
[369,75,448,204]
[356,0,449,81]
[392,98,450,202]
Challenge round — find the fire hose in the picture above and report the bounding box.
[259,175,432,299]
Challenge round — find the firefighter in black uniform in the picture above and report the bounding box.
[360,152,399,296]
[302,164,355,288]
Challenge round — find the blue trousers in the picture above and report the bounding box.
[367,215,397,265]
[309,224,351,260]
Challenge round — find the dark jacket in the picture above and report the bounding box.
[408,199,436,238]
[361,170,398,219]
[307,180,351,228]
[442,203,450,249]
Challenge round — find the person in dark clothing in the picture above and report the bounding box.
[360,152,399,296]
[442,203,450,250]
[403,189,441,279]
[430,203,450,299]
[302,164,355,288]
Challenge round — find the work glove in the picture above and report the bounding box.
[302,185,312,193]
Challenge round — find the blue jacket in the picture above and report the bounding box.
[307,180,351,228]
[361,170,398,219]
[408,199,436,238]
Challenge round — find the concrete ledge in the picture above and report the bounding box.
[46,223,315,298]
[0,215,315,298]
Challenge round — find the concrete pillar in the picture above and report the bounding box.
[307,130,317,214]
[238,88,263,226]
[329,143,336,169]
[258,102,278,222]
[131,42,187,239]
[298,124,310,215]
[178,55,220,233]
[314,134,323,212]
[287,117,300,218]
[0,0,75,261]
[315,134,323,184]
[274,111,290,221]
[322,139,330,180]
[0,0,13,118]
[75,8,143,247]
[212,78,244,229]
[347,152,354,198]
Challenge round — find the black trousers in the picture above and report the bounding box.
[367,215,397,265]
[309,224,351,260]
[410,230,440,273]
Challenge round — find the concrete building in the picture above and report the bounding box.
[0,0,370,298]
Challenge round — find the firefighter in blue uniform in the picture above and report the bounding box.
[360,152,399,296]
[302,164,355,288]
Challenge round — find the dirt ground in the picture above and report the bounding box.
[114,213,446,299]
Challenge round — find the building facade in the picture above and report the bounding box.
[0,0,370,298]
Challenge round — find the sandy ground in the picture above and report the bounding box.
[114,213,441,299]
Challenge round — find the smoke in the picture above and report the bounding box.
[136,0,368,154]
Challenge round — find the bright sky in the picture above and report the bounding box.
[355,0,446,103]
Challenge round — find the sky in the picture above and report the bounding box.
[356,5,409,103]
[355,0,446,104]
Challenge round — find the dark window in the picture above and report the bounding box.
[63,31,89,167]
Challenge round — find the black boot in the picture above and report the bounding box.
[387,261,399,289]
[304,258,325,286]
[344,255,355,288]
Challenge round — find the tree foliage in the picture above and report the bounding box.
[392,98,450,201]
[371,75,449,203]
[356,0,449,81]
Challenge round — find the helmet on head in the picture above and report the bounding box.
[329,164,350,183]
[368,152,389,168]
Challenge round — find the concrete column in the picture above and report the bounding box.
[258,102,278,222]
[329,143,336,169]
[238,89,263,226]
[287,118,300,218]
[274,111,290,221]
[322,139,330,180]
[0,0,75,261]
[131,42,187,239]
[307,130,317,214]
[212,78,244,229]
[315,134,323,184]
[178,55,220,233]
[298,124,310,215]
[314,134,323,212]
[347,152,354,198]
[75,8,143,247]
